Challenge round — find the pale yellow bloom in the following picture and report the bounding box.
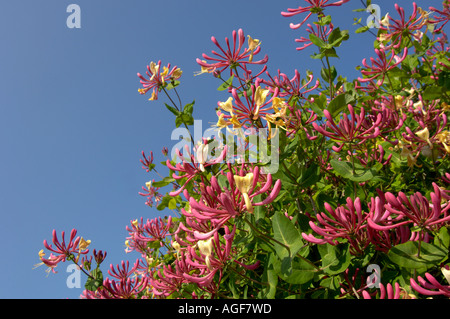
[219,97,234,114]
[194,60,215,76]
[196,143,209,172]
[149,62,159,81]
[380,13,390,27]
[253,87,270,120]
[416,127,430,142]
[442,267,450,285]
[234,173,254,213]
[172,68,183,79]
[145,181,152,190]
[132,219,139,228]
[247,35,261,62]
[78,237,91,251]
[148,91,157,101]
[198,237,214,270]
[436,130,450,153]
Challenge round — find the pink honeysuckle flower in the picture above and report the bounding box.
[302,197,371,255]
[196,29,268,77]
[100,276,148,299]
[312,104,381,152]
[150,251,196,297]
[378,2,427,49]
[367,183,450,232]
[138,179,162,208]
[184,165,281,240]
[429,1,450,32]
[362,282,406,299]
[137,60,182,101]
[42,229,88,267]
[217,84,278,130]
[127,216,172,247]
[263,69,319,99]
[410,269,450,298]
[140,150,153,172]
[166,140,227,197]
[281,0,350,30]
[108,259,141,280]
[357,47,408,85]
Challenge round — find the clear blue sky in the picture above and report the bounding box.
[0,0,445,299]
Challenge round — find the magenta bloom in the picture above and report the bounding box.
[358,47,408,85]
[166,142,227,197]
[281,0,350,29]
[362,282,404,299]
[367,183,450,232]
[183,165,281,240]
[429,1,450,32]
[101,276,148,299]
[378,2,427,49]
[196,29,268,77]
[410,271,450,298]
[312,104,381,152]
[42,229,88,267]
[137,60,182,101]
[302,197,370,255]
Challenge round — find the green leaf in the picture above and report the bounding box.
[297,163,321,188]
[388,241,448,269]
[422,86,443,100]
[309,34,327,48]
[183,100,195,116]
[327,93,355,117]
[217,75,234,91]
[434,227,450,250]
[272,211,303,275]
[165,103,181,117]
[330,160,382,182]
[85,268,103,292]
[318,243,351,275]
[152,176,175,188]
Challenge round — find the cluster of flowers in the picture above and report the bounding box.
[37,0,450,299]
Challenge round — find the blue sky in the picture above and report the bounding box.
[0,0,445,299]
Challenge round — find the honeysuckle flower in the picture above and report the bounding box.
[183,165,281,240]
[196,29,268,77]
[140,150,154,172]
[137,60,182,101]
[217,84,278,129]
[234,172,254,213]
[281,0,350,29]
[41,229,89,268]
[139,179,162,207]
[247,35,261,62]
[378,2,428,49]
[362,282,406,299]
[312,104,381,152]
[108,259,140,280]
[194,60,216,76]
[357,47,408,84]
[367,183,450,233]
[166,142,227,196]
[429,0,450,32]
[436,130,450,153]
[410,271,450,298]
[302,197,371,255]
[101,276,148,299]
